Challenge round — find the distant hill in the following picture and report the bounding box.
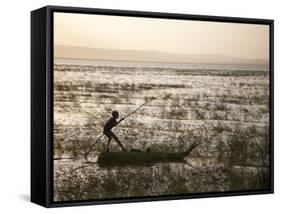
[54,45,269,65]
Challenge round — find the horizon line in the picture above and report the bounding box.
[54,57,269,67]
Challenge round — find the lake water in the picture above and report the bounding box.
[55,58,269,71]
[53,58,270,202]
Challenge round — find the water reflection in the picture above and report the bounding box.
[54,157,269,201]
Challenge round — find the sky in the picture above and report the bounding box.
[54,12,269,61]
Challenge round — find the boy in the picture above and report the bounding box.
[103,111,127,152]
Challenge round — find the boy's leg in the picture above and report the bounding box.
[106,136,111,152]
[110,131,126,151]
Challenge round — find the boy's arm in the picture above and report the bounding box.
[116,117,125,125]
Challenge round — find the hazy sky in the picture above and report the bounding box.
[54,12,269,60]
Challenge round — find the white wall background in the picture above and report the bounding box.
[0,0,279,212]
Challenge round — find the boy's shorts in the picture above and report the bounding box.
[103,130,117,140]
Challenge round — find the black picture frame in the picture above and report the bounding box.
[31,5,274,208]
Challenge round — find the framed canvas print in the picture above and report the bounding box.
[31,5,274,207]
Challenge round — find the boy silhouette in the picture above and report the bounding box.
[103,111,127,152]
